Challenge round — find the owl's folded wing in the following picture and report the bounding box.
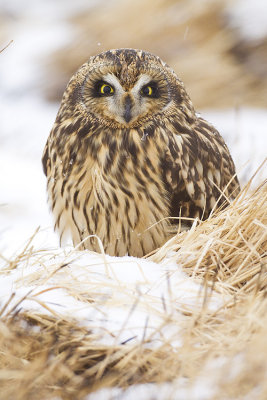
[164,118,240,222]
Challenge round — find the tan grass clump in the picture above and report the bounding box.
[0,176,267,399]
[151,177,267,296]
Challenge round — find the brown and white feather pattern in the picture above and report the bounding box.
[42,49,240,257]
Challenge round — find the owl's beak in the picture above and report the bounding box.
[123,95,132,123]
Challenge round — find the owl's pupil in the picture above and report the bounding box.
[103,85,111,94]
[143,86,152,96]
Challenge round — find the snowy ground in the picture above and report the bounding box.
[0,1,267,398]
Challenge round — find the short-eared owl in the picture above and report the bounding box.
[42,48,240,257]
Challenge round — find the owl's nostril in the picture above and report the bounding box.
[123,95,132,123]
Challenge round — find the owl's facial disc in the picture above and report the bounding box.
[90,72,170,126]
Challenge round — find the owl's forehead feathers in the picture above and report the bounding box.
[88,48,170,88]
[94,48,164,68]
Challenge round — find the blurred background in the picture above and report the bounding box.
[0,0,266,252]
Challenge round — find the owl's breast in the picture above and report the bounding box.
[48,128,172,256]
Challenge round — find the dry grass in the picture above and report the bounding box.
[151,174,267,295]
[0,170,267,399]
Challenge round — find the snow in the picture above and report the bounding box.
[86,377,217,400]
[226,0,267,41]
[0,245,224,346]
[203,108,267,184]
[0,1,267,398]
[1,0,95,20]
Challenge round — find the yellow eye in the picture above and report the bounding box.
[100,83,114,95]
[142,86,153,96]
[141,83,159,97]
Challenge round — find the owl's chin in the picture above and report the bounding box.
[98,113,142,129]
[101,109,166,129]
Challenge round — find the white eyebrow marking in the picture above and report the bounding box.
[131,74,152,96]
[102,73,124,94]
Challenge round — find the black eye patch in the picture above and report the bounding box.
[141,81,159,98]
[93,81,115,97]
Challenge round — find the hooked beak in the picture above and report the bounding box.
[123,95,132,123]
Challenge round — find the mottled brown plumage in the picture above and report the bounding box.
[42,49,240,257]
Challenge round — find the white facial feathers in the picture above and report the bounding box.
[101,73,157,124]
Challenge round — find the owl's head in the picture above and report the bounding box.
[64,49,195,128]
